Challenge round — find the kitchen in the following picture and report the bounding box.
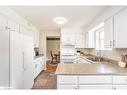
[1,6,127,90]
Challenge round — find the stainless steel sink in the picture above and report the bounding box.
[86,57,108,63]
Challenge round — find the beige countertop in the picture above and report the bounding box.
[34,54,44,60]
[55,62,127,75]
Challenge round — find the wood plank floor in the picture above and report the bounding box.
[32,60,57,89]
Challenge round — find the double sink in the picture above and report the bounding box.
[84,56,109,64]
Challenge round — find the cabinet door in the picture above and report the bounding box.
[84,31,94,48]
[104,17,113,48]
[34,61,38,78]
[23,35,34,89]
[84,32,88,48]
[79,85,112,89]
[113,76,127,84]
[114,8,127,48]
[57,75,78,85]
[88,30,95,48]
[34,31,39,47]
[10,31,24,89]
[113,85,127,89]
[8,19,20,32]
[61,34,75,45]
[41,56,46,70]
[0,14,7,30]
[57,85,78,89]
[79,76,112,84]
[75,34,85,48]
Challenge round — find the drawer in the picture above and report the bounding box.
[113,76,127,84]
[79,85,112,89]
[57,75,78,85]
[57,85,78,89]
[79,76,112,84]
[113,85,127,89]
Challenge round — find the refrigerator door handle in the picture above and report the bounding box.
[22,52,25,71]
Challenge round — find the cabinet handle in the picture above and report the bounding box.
[113,87,116,90]
[74,87,78,89]
[22,52,25,71]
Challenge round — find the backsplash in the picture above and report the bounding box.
[90,49,127,61]
[75,48,91,55]
[76,48,127,61]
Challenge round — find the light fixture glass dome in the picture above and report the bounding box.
[54,17,67,25]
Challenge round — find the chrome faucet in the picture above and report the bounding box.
[96,50,102,62]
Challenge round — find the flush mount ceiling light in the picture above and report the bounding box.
[54,17,67,25]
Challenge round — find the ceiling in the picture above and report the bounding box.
[10,6,108,30]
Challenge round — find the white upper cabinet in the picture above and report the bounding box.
[104,8,127,48]
[85,31,95,48]
[34,31,40,47]
[61,27,86,48]
[75,33,85,48]
[61,33,76,45]
[7,19,20,32]
[20,26,39,48]
[0,14,7,30]
[104,17,114,48]
[114,8,127,48]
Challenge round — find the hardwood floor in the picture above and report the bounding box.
[46,60,58,72]
[32,60,57,89]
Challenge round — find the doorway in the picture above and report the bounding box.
[46,37,60,60]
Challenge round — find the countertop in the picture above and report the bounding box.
[34,54,44,60]
[55,62,127,75]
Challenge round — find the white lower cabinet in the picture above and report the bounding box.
[79,76,112,84]
[79,85,112,89]
[112,75,127,89]
[78,76,112,89]
[113,75,127,84]
[34,56,45,78]
[57,85,78,89]
[113,85,127,89]
[57,75,78,85]
[57,75,113,89]
[57,75,127,89]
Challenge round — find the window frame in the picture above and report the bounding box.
[95,27,105,50]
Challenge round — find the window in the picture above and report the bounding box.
[96,28,105,50]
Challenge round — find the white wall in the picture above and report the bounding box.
[39,29,60,58]
[0,6,40,47]
[84,6,127,61]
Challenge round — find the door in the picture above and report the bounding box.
[104,17,113,48]
[114,8,127,48]
[23,35,34,89]
[10,31,24,89]
[0,15,10,88]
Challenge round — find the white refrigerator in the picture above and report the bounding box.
[10,31,35,89]
[0,28,35,89]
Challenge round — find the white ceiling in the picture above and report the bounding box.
[10,6,108,30]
